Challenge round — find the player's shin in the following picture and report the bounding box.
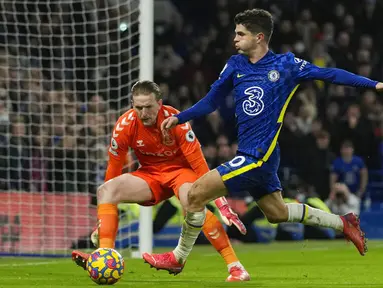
[173,208,207,264]
[202,210,240,267]
[287,203,343,231]
[98,203,119,248]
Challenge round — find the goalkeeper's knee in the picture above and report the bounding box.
[97,182,118,204]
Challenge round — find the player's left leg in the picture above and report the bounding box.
[171,169,227,265]
[184,169,227,212]
[178,181,249,281]
[72,171,157,269]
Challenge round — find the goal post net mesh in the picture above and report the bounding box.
[0,0,143,256]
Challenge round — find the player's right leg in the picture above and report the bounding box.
[72,172,155,270]
[224,148,367,255]
[256,191,367,255]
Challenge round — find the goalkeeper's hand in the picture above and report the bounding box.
[215,197,247,235]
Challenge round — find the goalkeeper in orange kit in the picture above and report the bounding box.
[72,80,250,282]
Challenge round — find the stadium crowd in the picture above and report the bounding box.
[0,0,383,211]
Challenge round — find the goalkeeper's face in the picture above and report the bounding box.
[234,24,261,55]
[132,93,162,126]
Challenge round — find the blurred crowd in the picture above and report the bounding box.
[1,0,383,207]
[0,0,139,194]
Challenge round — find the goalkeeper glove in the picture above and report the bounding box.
[215,197,247,235]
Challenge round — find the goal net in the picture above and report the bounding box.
[0,0,153,257]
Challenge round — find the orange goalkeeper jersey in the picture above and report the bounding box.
[105,105,209,182]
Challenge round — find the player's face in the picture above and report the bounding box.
[234,24,261,54]
[132,93,162,126]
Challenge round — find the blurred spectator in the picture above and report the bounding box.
[329,32,355,72]
[0,88,10,128]
[272,20,299,51]
[278,111,303,168]
[311,42,334,90]
[302,130,335,199]
[337,104,377,167]
[330,140,368,198]
[217,142,233,164]
[321,22,335,48]
[154,45,184,75]
[202,145,218,169]
[325,183,360,215]
[87,95,108,114]
[295,9,318,52]
[295,102,317,135]
[49,127,89,193]
[30,125,51,192]
[1,116,30,191]
[323,101,340,141]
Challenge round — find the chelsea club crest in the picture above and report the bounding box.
[268,70,280,82]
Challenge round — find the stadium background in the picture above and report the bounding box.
[0,0,383,253]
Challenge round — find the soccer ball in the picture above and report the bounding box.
[86,248,125,285]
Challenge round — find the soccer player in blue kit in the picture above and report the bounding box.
[143,9,383,275]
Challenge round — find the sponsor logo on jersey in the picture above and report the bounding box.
[242,86,265,116]
[136,140,145,147]
[186,130,196,142]
[139,149,178,157]
[111,138,118,150]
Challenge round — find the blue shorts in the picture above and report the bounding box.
[216,146,282,201]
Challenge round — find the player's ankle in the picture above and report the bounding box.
[185,209,206,227]
[227,261,243,271]
[172,250,186,264]
[286,203,306,222]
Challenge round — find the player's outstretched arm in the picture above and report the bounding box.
[161,61,234,131]
[161,90,223,131]
[174,89,222,124]
[297,61,382,89]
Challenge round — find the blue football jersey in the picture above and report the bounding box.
[331,156,366,193]
[176,51,378,161]
[217,51,302,160]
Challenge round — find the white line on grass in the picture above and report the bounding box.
[203,246,332,257]
[0,261,61,267]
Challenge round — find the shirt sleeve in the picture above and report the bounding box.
[292,56,378,88]
[330,159,340,175]
[176,59,235,124]
[357,157,366,169]
[175,122,210,178]
[104,119,130,182]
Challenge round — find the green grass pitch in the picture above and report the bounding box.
[1,240,382,288]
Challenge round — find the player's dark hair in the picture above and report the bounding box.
[317,130,330,139]
[341,140,354,148]
[131,80,162,100]
[234,9,274,42]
